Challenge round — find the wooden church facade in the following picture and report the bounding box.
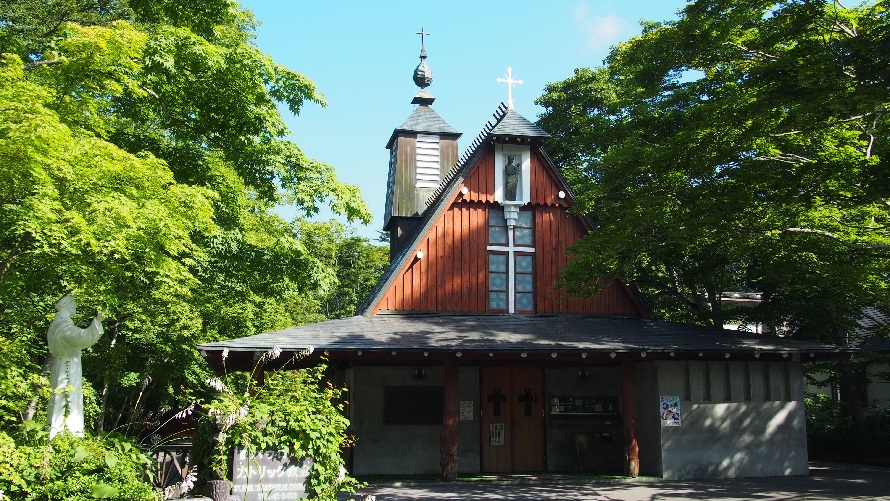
[198,48,852,481]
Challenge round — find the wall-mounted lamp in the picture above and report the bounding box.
[558,190,566,199]
[416,250,424,259]
[577,368,589,381]
[460,186,469,195]
[413,368,427,381]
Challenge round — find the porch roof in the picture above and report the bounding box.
[197,313,853,373]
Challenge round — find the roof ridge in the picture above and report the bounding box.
[426,102,509,206]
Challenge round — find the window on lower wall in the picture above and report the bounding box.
[383,386,444,425]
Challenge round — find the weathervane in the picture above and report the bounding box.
[497,67,523,110]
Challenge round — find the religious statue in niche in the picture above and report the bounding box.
[504,154,521,201]
[47,295,105,437]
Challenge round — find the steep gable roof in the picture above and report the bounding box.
[360,103,596,315]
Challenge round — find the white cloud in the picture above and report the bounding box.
[574,3,633,49]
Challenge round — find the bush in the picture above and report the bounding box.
[193,348,360,500]
[805,393,853,455]
[0,428,156,500]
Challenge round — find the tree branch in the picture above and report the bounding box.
[753,153,812,164]
[22,58,65,70]
[778,227,890,251]
[723,41,778,61]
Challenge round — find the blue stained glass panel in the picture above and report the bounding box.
[516,293,534,311]
[489,272,507,291]
[516,274,533,292]
[489,225,506,244]
[516,255,533,273]
[489,292,507,310]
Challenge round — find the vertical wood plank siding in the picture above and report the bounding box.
[373,144,642,316]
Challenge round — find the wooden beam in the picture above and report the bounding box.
[440,357,459,481]
[621,360,639,477]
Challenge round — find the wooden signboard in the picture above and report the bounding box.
[231,448,312,500]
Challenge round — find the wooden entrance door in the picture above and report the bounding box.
[480,367,545,472]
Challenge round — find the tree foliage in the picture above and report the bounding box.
[538,0,890,337]
[0,0,379,444]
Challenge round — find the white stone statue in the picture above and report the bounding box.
[47,295,104,438]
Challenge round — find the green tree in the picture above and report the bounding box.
[295,219,390,319]
[537,0,889,451]
[0,0,372,439]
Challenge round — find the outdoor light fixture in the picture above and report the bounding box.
[609,352,616,359]
[558,191,566,199]
[456,352,463,357]
[521,352,527,358]
[461,186,469,195]
[416,250,424,259]
[725,353,731,358]
[551,352,557,358]
[581,352,587,359]
[357,351,362,356]
[641,352,647,358]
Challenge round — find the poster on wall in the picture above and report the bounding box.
[660,396,682,427]
[490,423,505,445]
[460,401,474,421]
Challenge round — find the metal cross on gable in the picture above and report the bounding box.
[497,67,524,110]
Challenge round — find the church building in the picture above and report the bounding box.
[198,38,852,480]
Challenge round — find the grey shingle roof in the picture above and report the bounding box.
[385,105,460,148]
[198,313,851,357]
[490,108,550,139]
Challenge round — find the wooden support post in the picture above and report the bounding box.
[440,357,459,481]
[621,360,639,477]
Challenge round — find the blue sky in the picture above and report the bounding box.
[240,0,691,240]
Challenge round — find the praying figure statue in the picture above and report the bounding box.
[47,295,104,438]
[504,155,521,201]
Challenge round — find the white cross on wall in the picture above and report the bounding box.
[497,67,523,110]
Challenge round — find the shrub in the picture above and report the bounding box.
[805,393,853,455]
[193,348,359,500]
[0,428,156,500]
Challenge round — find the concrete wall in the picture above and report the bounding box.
[349,365,480,475]
[656,360,809,480]
[634,362,661,476]
[544,366,623,473]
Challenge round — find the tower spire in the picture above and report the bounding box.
[412,26,435,105]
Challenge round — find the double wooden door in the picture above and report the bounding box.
[480,367,545,472]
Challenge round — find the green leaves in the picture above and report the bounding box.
[538,0,890,331]
[0,0,378,440]
[197,360,359,500]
